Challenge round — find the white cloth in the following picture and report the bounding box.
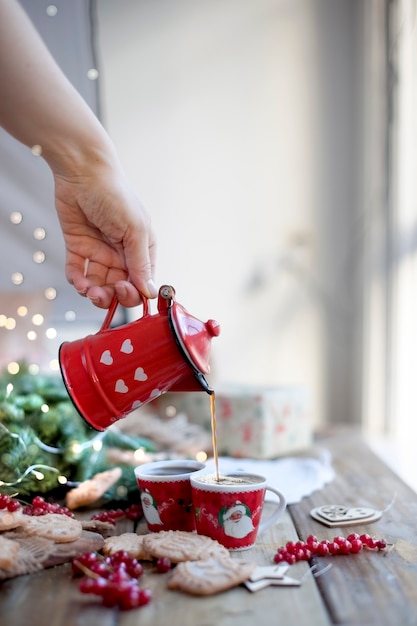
[203,448,334,504]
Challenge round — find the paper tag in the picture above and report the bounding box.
[249,564,289,582]
[310,504,382,527]
[244,576,301,592]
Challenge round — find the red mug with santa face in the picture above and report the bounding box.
[134,459,205,532]
[190,472,286,551]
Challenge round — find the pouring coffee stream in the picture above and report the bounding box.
[58,285,220,433]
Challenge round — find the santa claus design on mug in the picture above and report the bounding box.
[140,488,163,526]
[219,501,255,539]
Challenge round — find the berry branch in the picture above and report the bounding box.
[274,533,388,565]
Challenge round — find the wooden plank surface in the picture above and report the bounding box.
[1,431,417,626]
[291,430,417,626]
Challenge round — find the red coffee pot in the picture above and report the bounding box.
[58,285,220,431]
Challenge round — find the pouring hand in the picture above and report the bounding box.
[53,160,157,310]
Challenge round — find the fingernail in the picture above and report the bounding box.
[147,279,158,298]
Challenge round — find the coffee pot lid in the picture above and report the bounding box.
[165,300,220,376]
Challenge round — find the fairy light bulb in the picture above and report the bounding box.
[92,440,103,452]
[11,272,23,285]
[10,212,22,224]
[32,314,44,326]
[5,318,16,330]
[34,227,46,240]
[196,450,208,462]
[44,287,57,300]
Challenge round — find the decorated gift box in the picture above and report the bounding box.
[154,385,311,459]
[214,385,311,459]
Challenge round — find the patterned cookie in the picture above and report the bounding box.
[0,509,24,532]
[142,530,229,563]
[0,535,20,570]
[103,533,153,561]
[21,513,83,543]
[168,556,256,595]
[65,467,122,510]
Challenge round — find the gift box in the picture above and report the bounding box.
[152,386,311,459]
[214,386,311,459]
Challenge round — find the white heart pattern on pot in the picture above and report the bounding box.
[120,339,133,354]
[115,379,129,393]
[100,350,113,365]
[134,367,148,382]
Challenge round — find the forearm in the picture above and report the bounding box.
[0,0,115,174]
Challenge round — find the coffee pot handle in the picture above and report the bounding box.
[99,294,149,331]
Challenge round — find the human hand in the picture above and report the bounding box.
[53,164,157,309]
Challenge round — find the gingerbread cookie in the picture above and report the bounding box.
[103,533,153,561]
[21,513,83,543]
[65,467,122,510]
[142,530,229,563]
[168,556,256,595]
[0,535,20,570]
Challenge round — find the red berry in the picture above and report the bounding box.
[0,494,9,509]
[156,557,172,573]
[350,538,363,553]
[328,541,340,555]
[316,541,330,557]
[6,499,20,512]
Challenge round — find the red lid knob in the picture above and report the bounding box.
[206,319,221,337]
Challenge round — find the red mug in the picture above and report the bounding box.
[190,472,287,551]
[59,285,220,430]
[135,459,206,532]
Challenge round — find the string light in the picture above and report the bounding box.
[0,464,76,488]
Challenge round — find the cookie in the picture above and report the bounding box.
[0,509,24,532]
[142,530,229,563]
[0,535,20,570]
[168,556,256,595]
[103,532,153,561]
[81,518,115,538]
[65,467,122,510]
[21,513,83,543]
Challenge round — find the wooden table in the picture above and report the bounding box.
[1,430,417,626]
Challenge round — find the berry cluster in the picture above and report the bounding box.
[22,495,74,517]
[0,493,20,512]
[91,503,143,525]
[274,533,387,564]
[72,550,152,611]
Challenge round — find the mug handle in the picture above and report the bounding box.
[258,486,287,535]
[100,295,149,331]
